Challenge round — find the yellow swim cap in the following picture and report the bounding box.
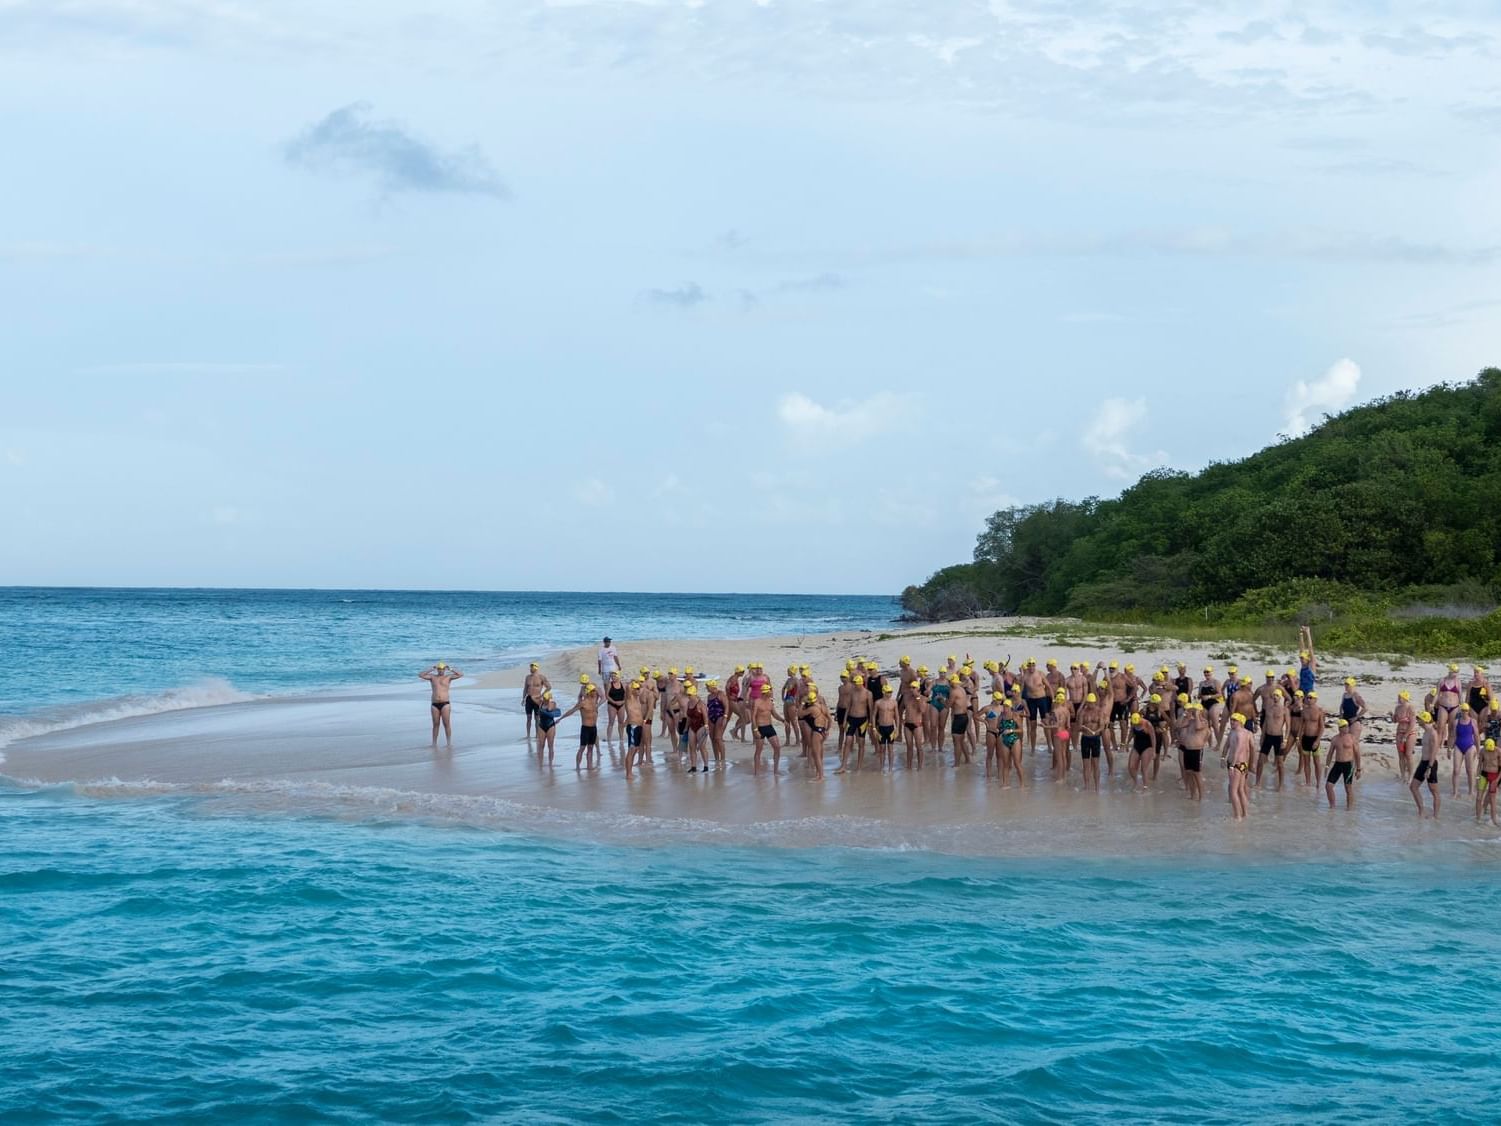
[761,684,772,694]
[1231,713,1245,724]
[735,665,745,673]
[1450,663,1459,671]
[668,668,678,676]
[580,674,590,683]
[685,684,697,695]
[1345,677,1356,686]
[1109,661,1118,669]
[883,684,894,695]
[1488,738,1497,750]
[1126,664,1135,672]
[1399,690,1411,700]
[900,655,911,664]
[1055,690,1066,700]
[808,689,818,700]
[853,676,864,685]
[1177,692,1189,702]
[630,680,642,689]
[707,678,719,687]
[1130,712,1142,724]
[949,675,960,684]
[436,662,447,670]
[1420,710,1433,722]
[529,662,539,670]
[1086,693,1098,703]
[788,665,797,674]
[993,692,1003,701]
[1337,718,1349,727]
[1047,658,1057,667]
[685,666,695,675]
[1265,669,1275,678]
[1241,676,1253,685]
[1150,693,1162,703]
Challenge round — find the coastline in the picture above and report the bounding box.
[3,617,1486,857]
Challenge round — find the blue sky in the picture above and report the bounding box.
[2,1,1498,594]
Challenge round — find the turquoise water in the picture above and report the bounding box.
[3,786,1493,1123]
[0,587,897,717]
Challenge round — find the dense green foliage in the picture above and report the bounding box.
[902,368,1501,654]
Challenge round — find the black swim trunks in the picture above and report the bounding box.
[1300,735,1317,753]
[758,724,778,740]
[1110,702,1127,722]
[1261,734,1285,757]
[580,724,598,747]
[1080,735,1102,760]
[951,714,970,736]
[1413,760,1439,784]
[430,700,450,711]
[1026,697,1049,720]
[1327,761,1354,786]
[878,724,895,744]
[525,696,538,716]
[845,717,867,737]
[1182,748,1202,773]
[627,724,643,748]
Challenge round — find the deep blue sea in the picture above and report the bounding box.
[4,588,1496,1121]
[0,587,898,717]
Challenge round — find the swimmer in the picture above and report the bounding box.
[534,689,562,765]
[750,683,787,775]
[1127,711,1155,792]
[1076,692,1105,793]
[947,675,972,767]
[559,679,604,770]
[872,683,900,771]
[682,683,710,772]
[1392,691,1416,781]
[1297,691,1326,785]
[521,661,550,739]
[1324,718,1361,808]
[1176,701,1210,802]
[1223,712,1252,820]
[605,670,627,745]
[1410,711,1440,819]
[1255,688,1291,790]
[623,680,649,778]
[419,661,463,748]
[1477,738,1500,826]
[706,679,729,769]
[801,687,832,781]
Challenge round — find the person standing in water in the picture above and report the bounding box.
[419,661,463,748]
[1409,711,1441,819]
[1477,738,1500,826]
[1223,713,1253,820]
[1324,719,1361,809]
[521,661,550,740]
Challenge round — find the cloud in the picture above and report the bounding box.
[572,478,614,507]
[283,103,509,199]
[4,448,24,467]
[765,272,845,296]
[642,281,709,308]
[73,362,285,376]
[1283,358,1361,437]
[777,390,913,446]
[1085,398,1169,481]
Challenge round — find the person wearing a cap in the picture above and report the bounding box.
[596,636,620,681]
[838,675,873,773]
[1391,691,1417,782]
[1221,677,1257,753]
[521,661,551,740]
[1337,677,1368,748]
[419,661,464,748]
[780,665,803,749]
[872,681,900,771]
[800,686,832,780]
[749,682,788,775]
[1409,710,1441,818]
[1324,717,1362,809]
[1476,736,1500,825]
[1297,625,1317,692]
[1174,700,1211,802]
[1435,662,1463,749]
[901,672,929,769]
[560,676,604,770]
[1223,713,1253,820]
[622,679,649,779]
[1020,659,1050,753]
[1296,691,1326,785]
[1255,686,1291,791]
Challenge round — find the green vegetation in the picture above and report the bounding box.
[901,368,1501,657]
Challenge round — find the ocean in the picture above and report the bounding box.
[2,588,1495,1121]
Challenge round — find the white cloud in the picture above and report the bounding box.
[1283,358,1361,436]
[1085,397,1169,481]
[4,448,24,466]
[572,477,614,506]
[776,390,913,446]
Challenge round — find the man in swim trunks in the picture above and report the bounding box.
[1409,710,1440,819]
[947,675,973,767]
[1021,659,1050,752]
[750,682,787,775]
[522,661,550,739]
[1075,692,1104,793]
[623,680,649,778]
[1324,719,1361,808]
[1223,712,1252,820]
[1297,691,1325,785]
[873,683,900,771]
[1477,737,1500,826]
[560,681,604,770]
[901,675,928,770]
[1176,701,1210,801]
[838,675,873,772]
[1255,688,1291,790]
[419,661,463,748]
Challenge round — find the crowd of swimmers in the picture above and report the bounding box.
[425,624,1501,823]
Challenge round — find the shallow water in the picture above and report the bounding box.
[3,787,1496,1123]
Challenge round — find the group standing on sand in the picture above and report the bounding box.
[422,625,1501,824]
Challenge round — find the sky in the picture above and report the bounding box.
[2,1,1499,595]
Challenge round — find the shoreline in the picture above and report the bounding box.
[3,618,1491,857]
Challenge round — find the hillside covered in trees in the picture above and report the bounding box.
[902,368,1501,653]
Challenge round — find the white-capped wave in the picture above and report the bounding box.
[0,678,256,756]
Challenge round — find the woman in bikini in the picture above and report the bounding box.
[1435,663,1462,749]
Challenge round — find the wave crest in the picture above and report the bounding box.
[0,678,255,754]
